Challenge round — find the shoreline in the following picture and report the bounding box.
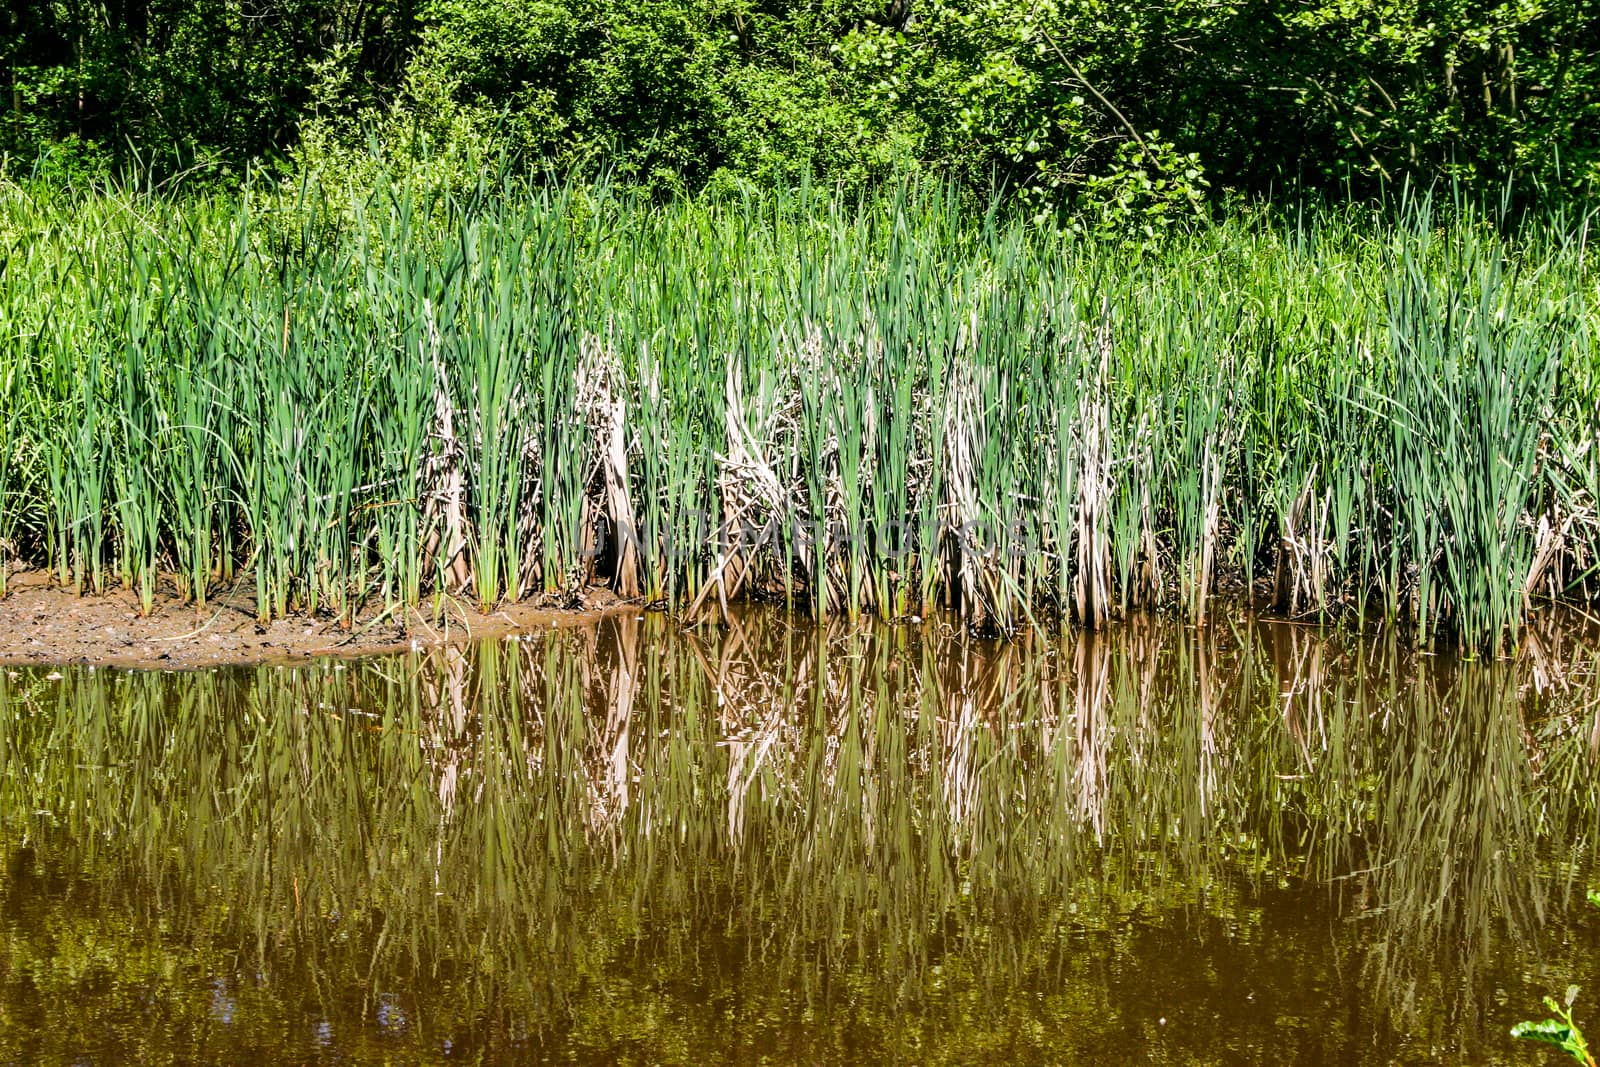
[5,564,1598,673]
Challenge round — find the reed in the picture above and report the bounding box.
[0,174,1596,648]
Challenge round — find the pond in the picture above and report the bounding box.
[1,609,1597,1064]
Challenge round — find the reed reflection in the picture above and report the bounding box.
[0,610,1596,1064]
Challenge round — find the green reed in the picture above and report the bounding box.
[0,174,1596,647]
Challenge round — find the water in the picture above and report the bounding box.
[1,610,1597,1064]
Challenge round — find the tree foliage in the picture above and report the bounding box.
[4,0,1597,200]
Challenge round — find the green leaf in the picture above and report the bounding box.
[1510,1018,1576,1046]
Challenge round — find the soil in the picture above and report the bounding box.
[0,568,643,671]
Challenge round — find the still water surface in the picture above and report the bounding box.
[1,610,1598,1064]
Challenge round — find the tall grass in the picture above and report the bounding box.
[0,172,1595,648]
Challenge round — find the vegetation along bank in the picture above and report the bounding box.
[1,176,1597,653]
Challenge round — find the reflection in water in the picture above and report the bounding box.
[0,610,1597,1064]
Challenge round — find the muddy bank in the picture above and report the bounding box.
[0,570,641,670]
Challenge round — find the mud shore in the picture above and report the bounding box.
[0,569,641,670]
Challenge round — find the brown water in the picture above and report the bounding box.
[1,610,1597,1064]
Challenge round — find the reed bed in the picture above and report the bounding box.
[1,174,1596,649]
